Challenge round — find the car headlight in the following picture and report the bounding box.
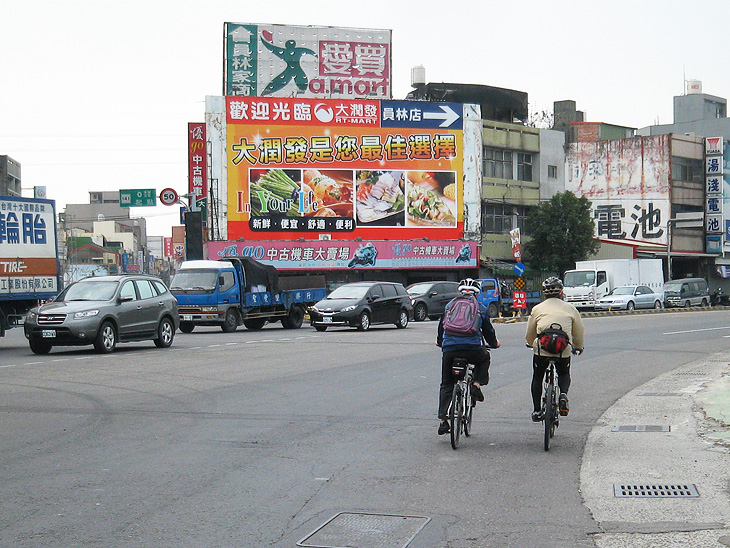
[341,305,357,312]
[74,309,100,319]
[26,310,37,320]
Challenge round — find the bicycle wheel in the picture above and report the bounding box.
[463,384,474,437]
[450,384,462,449]
[544,384,554,451]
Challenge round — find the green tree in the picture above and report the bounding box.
[523,191,600,275]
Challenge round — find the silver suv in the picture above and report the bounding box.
[24,275,179,354]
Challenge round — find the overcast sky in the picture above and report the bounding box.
[3,0,729,237]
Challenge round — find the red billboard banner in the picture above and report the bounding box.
[207,239,478,270]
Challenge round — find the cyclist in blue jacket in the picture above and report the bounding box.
[436,278,500,435]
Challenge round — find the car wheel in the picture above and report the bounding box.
[243,317,267,330]
[281,306,305,329]
[179,322,195,333]
[221,309,239,332]
[357,311,371,331]
[154,317,175,348]
[654,300,662,309]
[29,340,52,355]
[487,303,499,318]
[701,298,709,307]
[414,303,427,322]
[395,309,409,329]
[685,300,691,308]
[627,301,635,311]
[314,325,328,332]
[93,321,117,353]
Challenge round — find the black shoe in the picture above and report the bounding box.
[471,385,484,402]
[438,421,450,435]
[559,393,569,416]
[531,411,544,422]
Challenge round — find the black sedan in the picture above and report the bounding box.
[309,281,413,331]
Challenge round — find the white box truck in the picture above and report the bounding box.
[562,259,664,309]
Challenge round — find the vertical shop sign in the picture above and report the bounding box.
[188,123,208,221]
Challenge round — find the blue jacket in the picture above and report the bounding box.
[437,297,498,350]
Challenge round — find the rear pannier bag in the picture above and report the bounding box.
[538,323,570,354]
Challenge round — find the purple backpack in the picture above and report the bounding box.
[443,296,481,336]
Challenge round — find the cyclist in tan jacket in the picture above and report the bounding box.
[525,277,585,422]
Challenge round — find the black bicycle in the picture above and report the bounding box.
[538,347,582,451]
[448,357,474,450]
[541,358,560,451]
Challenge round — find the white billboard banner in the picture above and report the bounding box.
[224,23,392,99]
[566,135,671,246]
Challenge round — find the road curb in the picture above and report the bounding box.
[491,305,726,324]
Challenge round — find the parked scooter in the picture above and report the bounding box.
[711,288,730,306]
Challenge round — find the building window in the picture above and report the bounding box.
[517,153,532,182]
[483,147,513,179]
[671,156,702,183]
[548,165,558,179]
[481,203,530,234]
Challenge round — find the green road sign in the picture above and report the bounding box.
[120,189,156,207]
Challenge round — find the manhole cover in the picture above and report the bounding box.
[297,512,430,548]
[611,425,671,432]
[614,483,699,498]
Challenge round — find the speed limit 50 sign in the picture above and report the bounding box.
[159,188,179,206]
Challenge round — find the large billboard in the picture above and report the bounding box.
[225,96,472,243]
[566,134,671,246]
[224,23,391,99]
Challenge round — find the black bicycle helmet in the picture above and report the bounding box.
[542,276,564,298]
[458,278,481,296]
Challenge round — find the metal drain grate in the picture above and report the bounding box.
[297,512,431,548]
[674,371,709,376]
[611,425,671,432]
[639,392,684,397]
[614,483,699,498]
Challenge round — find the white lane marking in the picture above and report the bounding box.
[225,342,238,346]
[0,364,17,368]
[663,326,730,335]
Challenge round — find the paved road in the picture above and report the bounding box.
[0,310,729,547]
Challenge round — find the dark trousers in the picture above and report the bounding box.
[438,347,490,420]
[531,355,571,412]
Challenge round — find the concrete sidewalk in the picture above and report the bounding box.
[581,352,730,547]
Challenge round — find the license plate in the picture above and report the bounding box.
[323,317,332,323]
[182,315,193,321]
[42,329,56,338]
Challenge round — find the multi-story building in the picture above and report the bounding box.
[0,156,21,197]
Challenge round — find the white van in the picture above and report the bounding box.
[663,278,710,308]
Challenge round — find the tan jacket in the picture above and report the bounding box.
[525,297,585,358]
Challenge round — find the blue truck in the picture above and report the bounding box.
[476,277,542,317]
[170,257,327,332]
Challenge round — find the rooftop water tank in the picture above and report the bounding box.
[411,65,426,88]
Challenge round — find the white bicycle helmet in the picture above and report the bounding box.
[542,276,564,298]
[458,278,481,296]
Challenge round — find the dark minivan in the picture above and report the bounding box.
[663,278,710,308]
[406,281,459,321]
[309,281,413,331]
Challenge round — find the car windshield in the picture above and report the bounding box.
[62,281,119,301]
[610,287,635,296]
[407,283,432,295]
[564,271,595,287]
[664,283,682,295]
[327,285,370,299]
[170,269,218,290]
